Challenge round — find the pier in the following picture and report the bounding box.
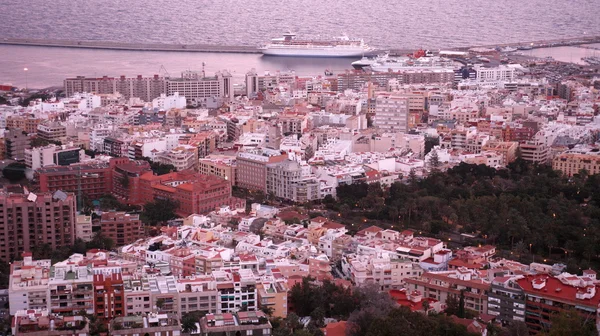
[0,38,261,54]
[1,35,600,55]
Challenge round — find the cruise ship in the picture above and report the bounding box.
[259,32,373,57]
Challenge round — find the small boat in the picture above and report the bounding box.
[324,69,334,76]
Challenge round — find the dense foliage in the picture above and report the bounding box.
[331,159,600,269]
[286,277,478,336]
[142,157,176,175]
[140,198,179,225]
[2,162,27,182]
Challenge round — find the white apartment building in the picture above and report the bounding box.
[165,71,233,103]
[8,254,51,315]
[475,65,516,82]
[25,144,84,170]
[90,124,113,152]
[374,94,409,133]
[152,92,187,110]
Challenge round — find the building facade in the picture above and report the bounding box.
[0,190,76,262]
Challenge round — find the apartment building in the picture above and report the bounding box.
[139,170,243,216]
[111,158,152,205]
[519,142,550,164]
[199,311,272,336]
[236,149,288,192]
[4,128,31,160]
[12,309,89,336]
[0,189,76,262]
[25,144,84,170]
[516,273,600,334]
[64,75,165,102]
[36,157,150,204]
[405,269,490,315]
[94,272,125,320]
[374,93,409,133]
[165,70,233,102]
[110,313,181,336]
[48,262,95,316]
[198,155,236,184]
[257,280,288,318]
[213,269,258,313]
[8,253,51,314]
[6,115,42,134]
[36,122,67,143]
[155,146,198,171]
[99,212,144,247]
[552,147,600,176]
[487,276,526,324]
[76,214,93,242]
[177,276,219,317]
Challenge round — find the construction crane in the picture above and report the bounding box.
[158,65,170,78]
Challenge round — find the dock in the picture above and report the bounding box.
[0,38,261,54]
[1,36,600,55]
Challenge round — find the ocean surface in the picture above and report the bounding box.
[0,0,599,88]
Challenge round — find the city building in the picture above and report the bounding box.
[152,92,186,110]
[76,214,93,242]
[0,189,76,262]
[374,94,409,133]
[487,276,526,324]
[109,313,181,336]
[25,144,84,170]
[165,71,233,103]
[12,309,89,336]
[139,170,244,216]
[5,128,31,160]
[94,272,125,321]
[519,142,550,164]
[64,75,165,102]
[236,149,288,192]
[199,311,272,336]
[257,281,288,318]
[9,253,51,314]
[36,122,67,143]
[552,146,600,176]
[99,212,144,247]
[516,274,600,334]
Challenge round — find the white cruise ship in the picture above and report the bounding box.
[259,32,373,57]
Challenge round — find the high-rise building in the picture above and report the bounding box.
[0,189,76,262]
[374,94,409,133]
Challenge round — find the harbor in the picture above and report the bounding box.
[2,35,600,56]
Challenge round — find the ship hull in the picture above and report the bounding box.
[261,47,367,57]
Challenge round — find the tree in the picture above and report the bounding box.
[422,299,430,314]
[310,307,325,328]
[304,145,315,160]
[542,309,597,336]
[156,298,165,311]
[429,149,441,169]
[181,311,205,333]
[261,306,275,317]
[457,290,465,318]
[140,198,179,226]
[2,162,27,182]
[87,233,115,251]
[507,321,529,336]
